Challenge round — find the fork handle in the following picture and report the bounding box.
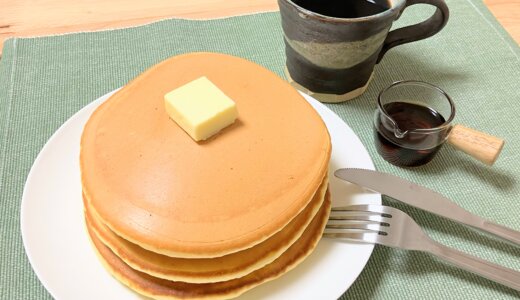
[427,241,520,291]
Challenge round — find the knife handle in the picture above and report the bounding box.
[447,124,504,166]
[481,221,520,245]
[428,240,520,291]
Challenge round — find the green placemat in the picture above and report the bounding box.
[1,0,519,299]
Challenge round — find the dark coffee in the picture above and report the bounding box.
[375,102,447,167]
[293,0,391,18]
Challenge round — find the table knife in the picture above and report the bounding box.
[334,168,520,245]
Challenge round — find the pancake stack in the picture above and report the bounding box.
[80,52,332,299]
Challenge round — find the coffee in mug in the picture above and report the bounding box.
[293,0,391,18]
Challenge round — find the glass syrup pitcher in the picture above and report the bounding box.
[373,80,503,167]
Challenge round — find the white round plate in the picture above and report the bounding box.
[21,90,380,300]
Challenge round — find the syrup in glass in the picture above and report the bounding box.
[375,102,447,167]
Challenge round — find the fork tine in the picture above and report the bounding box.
[326,221,382,232]
[328,212,388,223]
[332,206,377,212]
[332,204,393,216]
[322,231,379,243]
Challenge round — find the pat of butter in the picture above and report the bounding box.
[164,77,238,141]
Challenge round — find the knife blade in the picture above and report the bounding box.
[334,168,520,245]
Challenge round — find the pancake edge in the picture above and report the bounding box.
[86,190,331,300]
[84,176,328,283]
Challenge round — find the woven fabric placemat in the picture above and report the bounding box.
[0,0,519,299]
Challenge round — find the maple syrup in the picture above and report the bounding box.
[374,102,448,167]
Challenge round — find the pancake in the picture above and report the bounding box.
[80,52,332,258]
[84,177,328,283]
[87,189,331,300]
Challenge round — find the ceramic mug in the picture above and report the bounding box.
[279,0,449,103]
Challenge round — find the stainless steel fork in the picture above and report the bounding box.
[323,205,520,291]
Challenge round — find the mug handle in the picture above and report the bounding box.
[377,0,449,63]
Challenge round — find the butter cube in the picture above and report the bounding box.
[164,77,238,141]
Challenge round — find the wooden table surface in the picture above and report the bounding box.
[0,0,518,55]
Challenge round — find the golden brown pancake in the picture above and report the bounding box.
[87,190,331,300]
[80,52,331,258]
[84,177,328,283]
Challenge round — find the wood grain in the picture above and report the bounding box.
[0,0,518,55]
[448,124,505,166]
[483,0,520,43]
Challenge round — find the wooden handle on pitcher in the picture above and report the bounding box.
[447,124,505,166]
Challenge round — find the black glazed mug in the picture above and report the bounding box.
[279,0,449,103]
